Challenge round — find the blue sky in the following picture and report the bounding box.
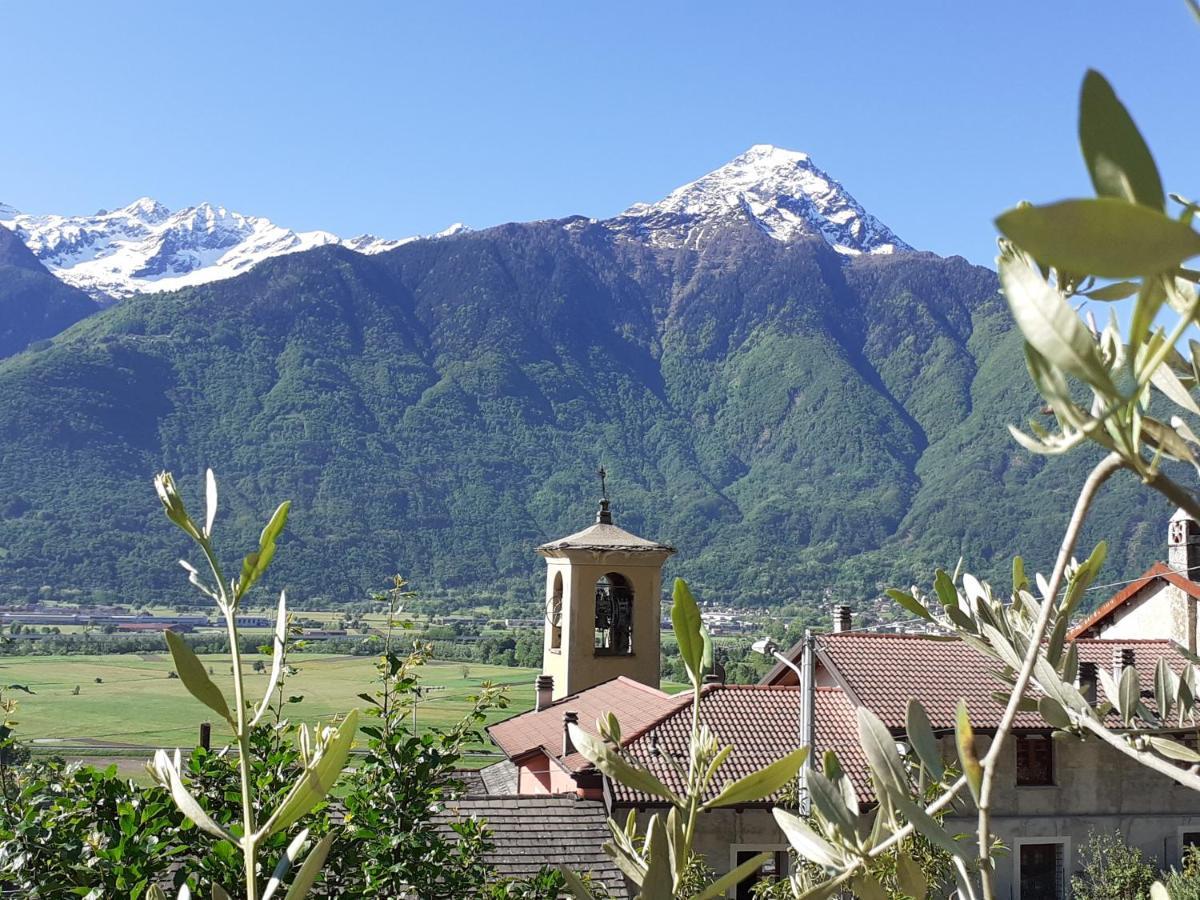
[4,1,1197,267]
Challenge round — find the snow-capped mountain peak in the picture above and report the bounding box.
[0,200,462,300]
[608,143,910,255]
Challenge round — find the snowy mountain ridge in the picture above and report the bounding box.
[0,199,464,300]
[606,144,910,255]
[3,144,909,299]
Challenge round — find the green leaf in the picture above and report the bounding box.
[705,747,807,809]
[641,815,672,898]
[213,887,232,900]
[955,700,983,804]
[772,808,843,869]
[204,468,217,539]
[283,831,335,900]
[262,709,358,836]
[670,578,704,688]
[805,769,857,839]
[1085,280,1140,301]
[251,590,290,728]
[886,588,932,621]
[999,253,1118,397]
[1013,556,1029,593]
[905,699,944,781]
[238,500,291,600]
[1119,664,1139,725]
[1079,69,1164,209]
[568,724,679,805]
[997,199,1200,279]
[858,706,909,799]
[932,569,958,610]
[852,874,887,900]
[1038,696,1072,730]
[165,630,232,725]
[559,867,598,900]
[896,851,928,900]
[1149,736,1200,763]
[263,827,310,900]
[693,852,772,900]
[700,625,714,678]
[1155,657,1177,722]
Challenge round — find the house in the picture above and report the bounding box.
[485,501,1200,898]
[1067,508,1200,646]
[763,627,1200,899]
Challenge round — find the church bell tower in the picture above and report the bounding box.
[537,471,675,701]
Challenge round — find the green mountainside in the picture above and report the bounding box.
[0,220,1169,609]
[0,225,98,359]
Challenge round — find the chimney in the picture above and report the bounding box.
[562,711,579,756]
[535,674,554,712]
[832,605,853,633]
[1077,661,1098,705]
[1168,509,1200,653]
[1113,647,1135,678]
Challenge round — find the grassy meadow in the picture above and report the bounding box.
[2,652,537,751]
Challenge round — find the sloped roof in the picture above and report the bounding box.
[611,684,868,806]
[432,795,629,897]
[537,521,675,554]
[1068,561,1200,639]
[809,631,1181,730]
[487,676,688,773]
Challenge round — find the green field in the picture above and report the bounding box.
[1,653,537,751]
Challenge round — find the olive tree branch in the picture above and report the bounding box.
[974,451,1125,900]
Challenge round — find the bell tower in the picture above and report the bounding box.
[537,471,675,700]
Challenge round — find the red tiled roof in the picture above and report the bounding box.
[611,684,868,806]
[1068,562,1200,639]
[813,631,1181,730]
[487,676,688,773]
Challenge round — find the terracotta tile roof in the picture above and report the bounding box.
[1068,561,1200,639]
[813,631,1181,731]
[487,676,688,773]
[433,795,629,897]
[611,684,868,806]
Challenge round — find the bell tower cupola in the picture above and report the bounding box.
[537,470,675,700]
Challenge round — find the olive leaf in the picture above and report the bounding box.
[997,199,1200,278]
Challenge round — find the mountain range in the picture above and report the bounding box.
[0,146,1168,608]
[0,198,466,300]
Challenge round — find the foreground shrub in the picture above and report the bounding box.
[1070,831,1156,900]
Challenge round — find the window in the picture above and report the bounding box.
[547,573,563,651]
[594,573,633,656]
[1016,734,1054,786]
[730,847,788,899]
[1017,840,1067,900]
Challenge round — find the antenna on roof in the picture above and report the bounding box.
[596,466,613,525]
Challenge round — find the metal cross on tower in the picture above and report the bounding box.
[597,466,608,501]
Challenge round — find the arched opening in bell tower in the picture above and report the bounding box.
[548,572,563,651]
[594,572,633,656]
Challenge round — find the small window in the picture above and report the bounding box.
[733,849,788,899]
[547,573,563,651]
[1016,734,1054,786]
[594,573,633,656]
[1018,841,1066,899]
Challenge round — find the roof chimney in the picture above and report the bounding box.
[535,674,554,712]
[1169,508,1200,579]
[1077,661,1098,705]
[562,710,579,757]
[832,605,853,633]
[1113,646,1135,679]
